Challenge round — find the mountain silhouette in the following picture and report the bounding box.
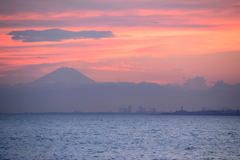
[33,67,95,85]
[0,67,240,113]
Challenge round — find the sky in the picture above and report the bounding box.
[1,0,240,85]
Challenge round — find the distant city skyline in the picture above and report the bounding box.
[1,1,239,160]
[0,67,239,113]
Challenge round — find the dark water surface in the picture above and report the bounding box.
[0,114,240,160]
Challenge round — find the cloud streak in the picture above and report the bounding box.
[7,28,114,42]
[0,15,220,28]
[1,0,239,14]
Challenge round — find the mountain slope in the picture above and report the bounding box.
[33,67,95,85]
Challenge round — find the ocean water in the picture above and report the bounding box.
[0,114,240,160]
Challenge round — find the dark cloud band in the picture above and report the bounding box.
[7,28,114,42]
[1,0,238,14]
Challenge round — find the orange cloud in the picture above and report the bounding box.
[1,2,240,84]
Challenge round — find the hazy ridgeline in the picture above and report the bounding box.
[0,67,240,113]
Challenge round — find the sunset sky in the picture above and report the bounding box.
[1,0,240,85]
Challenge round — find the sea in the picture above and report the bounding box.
[0,114,240,160]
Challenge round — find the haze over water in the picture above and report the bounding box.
[1,0,240,159]
[1,114,240,160]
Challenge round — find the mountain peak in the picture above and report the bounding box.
[54,67,79,73]
[33,67,95,85]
